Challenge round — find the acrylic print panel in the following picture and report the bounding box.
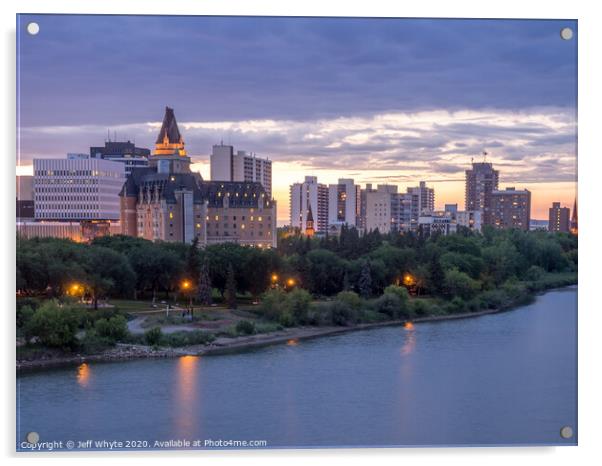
[16,14,577,451]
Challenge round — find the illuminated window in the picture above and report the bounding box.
[215,215,219,221]
[169,212,173,219]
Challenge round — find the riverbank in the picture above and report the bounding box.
[19,286,576,372]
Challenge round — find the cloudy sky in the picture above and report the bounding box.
[17,15,577,223]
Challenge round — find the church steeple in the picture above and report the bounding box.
[570,198,578,235]
[305,203,315,237]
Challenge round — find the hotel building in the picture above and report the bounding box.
[465,162,500,226]
[120,107,277,247]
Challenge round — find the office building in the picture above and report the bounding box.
[490,187,531,230]
[289,176,329,233]
[210,143,272,197]
[407,181,435,215]
[465,162,499,225]
[328,178,360,227]
[120,107,277,247]
[33,156,125,222]
[548,202,571,233]
[89,139,151,176]
[16,175,34,220]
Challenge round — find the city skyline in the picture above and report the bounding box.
[17,16,577,223]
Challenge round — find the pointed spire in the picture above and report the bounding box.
[155,106,182,145]
[306,203,314,223]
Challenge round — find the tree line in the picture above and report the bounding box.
[17,226,577,307]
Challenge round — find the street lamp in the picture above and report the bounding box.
[286,278,296,288]
[181,279,193,318]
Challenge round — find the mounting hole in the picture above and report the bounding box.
[26,22,40,36]
[560,27,573,40]
[560,425,574,439]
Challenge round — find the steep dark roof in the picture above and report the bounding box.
[120,169,272,209]
[306,203,314,222]
[155,106,182,144]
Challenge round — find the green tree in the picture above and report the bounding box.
[225,263,237,309]
[443,269,480,300]
[358,261,372,298]
[197,260,213,306]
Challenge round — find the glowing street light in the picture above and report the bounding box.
[286,278,296,287]
[271,274,279,282]
[181,280,191,290]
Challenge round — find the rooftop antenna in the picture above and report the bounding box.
[482,150,488,163]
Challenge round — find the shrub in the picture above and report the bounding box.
[411,299,430,316]
[328,300,358,326]
[383,285,412,318]
[259,289,288,321]
[162,330,215,347]
[94,315,129,342]
[79,330,114,353]
[144,327,163,346]
[279,311,296,327]
[524,265,545,281]
[373,293,401,319]
[286,288,312,324]
[24,301,83,349]
[335,291,363,310]
[17,305,35,329]
[235,319,256,335]
[448,296,466,314]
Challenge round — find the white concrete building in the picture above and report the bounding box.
[418,211,457,236]
[33,157,125,221]
[328,178,359,227]
[364,184,399,234]
[289,176,329,233]
[210,143,272,197]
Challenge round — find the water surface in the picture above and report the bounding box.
[17,287,577,449]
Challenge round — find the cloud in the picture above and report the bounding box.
[19,107,576,186]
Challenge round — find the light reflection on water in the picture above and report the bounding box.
[17,288,577,448]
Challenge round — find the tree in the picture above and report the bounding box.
[197,260,213,305]
[427,255,445,295]
[358,261,372,298]
[225,263,237,309]
[443,269,480,300]
[24,301,82,349]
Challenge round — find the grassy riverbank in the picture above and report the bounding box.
[17,272,576,371]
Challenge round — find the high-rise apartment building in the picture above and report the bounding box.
[548,202,570,233]
[465,162,499,226]
[289,176,329,233]
[16,175,34,220]
[210,143,272,197]
[328,178,360,227]
[120,107,277,247]
[364,184,399,234]
[490,187,531,231]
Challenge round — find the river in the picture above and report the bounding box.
[16,287,577,450]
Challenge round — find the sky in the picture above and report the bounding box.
[17,15,577,223]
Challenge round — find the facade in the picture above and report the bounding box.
[548,202,571,233]
[456,210,482,232]
[17,220,121,242]
[33,156,125,221]
[89,140,151,176]
[16,175,35,220]
[364,184,399,233]
[490,187,531,231]
[120,107,277,247]
[407,181,435,215]
[465,162,500,226]
[418,212,457,236]
[289,176,329,233]
[210,143,272,197]
[530,219,549,231]
[328,178,360,227]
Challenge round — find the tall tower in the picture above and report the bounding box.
[150,106,191,174]
[305,204,315,237]
[465,162,499,226]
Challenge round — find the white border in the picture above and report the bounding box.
[2,1,600,465]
